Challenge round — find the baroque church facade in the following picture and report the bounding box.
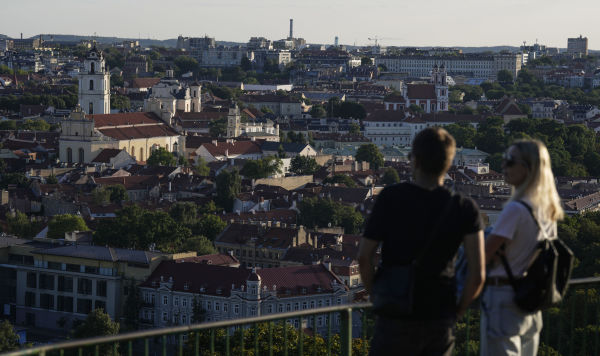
[59,48,185,164]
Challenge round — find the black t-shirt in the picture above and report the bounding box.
[364,182,483,319]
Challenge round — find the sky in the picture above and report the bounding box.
[3,0,599,49]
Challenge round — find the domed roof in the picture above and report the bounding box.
[247,267,261,281]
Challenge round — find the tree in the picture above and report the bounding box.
[445,122,477,148]
[194,214,227,241]
[240,56,252,71]
[147,147,176,166]
[381,167,400,186]
[182,235,218,255]
[110,94,130,110]
[409,104,424,114]
[169,202,198,227]
[194,157,210,176]
[361,57,373,66]
[122,280,142,330]
[6,211,39,238]
[0,120,17,130]
[497,69,514,85]
[209,118,227,137]
[298,197,363,234]
[240,156,282,179]
[349,122,361,134]
[47,214,89,239]
[105,184,127,203]
[310,104,326,118]
[110,74,124,87]
[0,320,19,352]
[323,174,357,188]
[356,143,384,170]
[337,101,366,120]
[20,119,50,131]
[73,309,119,356]
[174,55,199,76]
[290,155,319,175]
[215,170,241,212]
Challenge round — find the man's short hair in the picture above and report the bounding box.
[411,127,456,176]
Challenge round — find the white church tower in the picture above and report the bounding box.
[78,46,110,115]
[432,64,449,112]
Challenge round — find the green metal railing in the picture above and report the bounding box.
[3,277,600,356]
[1,303,370,356]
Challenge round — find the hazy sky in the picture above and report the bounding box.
[4,0,599,49]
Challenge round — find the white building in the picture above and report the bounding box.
[143,78,201,126]
[78,47,110,115]
[138,262,350,331]
[375,53,522,81]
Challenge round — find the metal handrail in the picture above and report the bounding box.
[1,302,372,356]
[3,276,599,356]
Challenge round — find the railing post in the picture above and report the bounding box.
[341,308,352,356]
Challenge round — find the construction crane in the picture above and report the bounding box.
[368,36,403,46]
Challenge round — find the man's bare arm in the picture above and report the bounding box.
[358,238,380,295]
[456,230,485,319]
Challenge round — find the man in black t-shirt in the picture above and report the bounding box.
[358,128,486,356]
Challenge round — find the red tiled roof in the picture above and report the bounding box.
[364,109,404,122]
[139,261,345,297]
[201,141,262,157]
[89,112,163,128]
[98,125,179,140]
[131,78,161,89]
[406,84,436,100]
[174,111,226,121]
[91,149,123,163]
[94,175,158,190]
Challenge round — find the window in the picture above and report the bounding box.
[163,296,168,305]
[95,300,106,311]
[215,302,220,311]
[174,297,179,307]
[26,273,37,289]
[48,261,62,270]
[182,298,187,307]
[57,296,73,312]
[294,303,299,311]
[89,102,93,115]
[90,62,95,73]
[66,264,80,272]
[267,305,273,314]
[310,301,315,308]
[39,274,54,290]
[162,312,168,322]
[278,304,283,313]
[223,303,228,312]
[182,315,187,324]
[286,303,291,312]
[96,280,107,297]
[89,79,94,90]
[77,278,92,295]
[302,302,307,310]
[234,304,239,314]
[25,292,36,307]
[337,298,342,305]
[67,147,73,164]
[207,301,212,310]
[77,298,92,314]
[40,294,54,309]
[140,147,144,161]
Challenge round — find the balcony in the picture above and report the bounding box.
[1,277,598,356]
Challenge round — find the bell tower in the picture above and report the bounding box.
[226,101,241,138]
[78,45,110,114]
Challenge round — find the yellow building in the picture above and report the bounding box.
[0,238,194,330]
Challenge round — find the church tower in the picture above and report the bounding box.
[78,46,110,114]
[432,64,449,112]
[226,101,242,138]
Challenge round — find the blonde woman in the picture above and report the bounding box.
[481,139,564,356]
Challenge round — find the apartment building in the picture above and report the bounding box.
[375,53,522,80]
[138,261,350,332]
[0,239,193,330]
[567,35,588,56]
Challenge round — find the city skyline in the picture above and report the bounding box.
[3,0,599,49]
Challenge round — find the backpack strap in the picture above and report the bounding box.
[497,200,542,287]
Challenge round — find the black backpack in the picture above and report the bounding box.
[499,201,575,313]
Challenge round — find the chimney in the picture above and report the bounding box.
[289,19,293,39]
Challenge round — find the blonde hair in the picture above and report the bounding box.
[510,139,564,222]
